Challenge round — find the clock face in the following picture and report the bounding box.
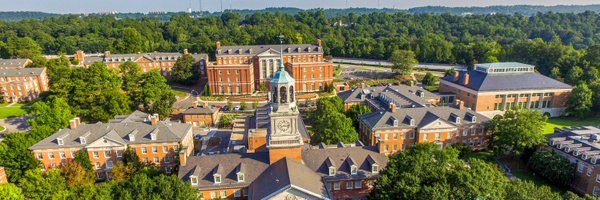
[277,120,291,133]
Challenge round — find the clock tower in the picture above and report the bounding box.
[267,36,304,164]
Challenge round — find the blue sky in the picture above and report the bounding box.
[0,0,598,13]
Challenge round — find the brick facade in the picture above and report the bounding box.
[0,67,49,102]
[0,167,8,184]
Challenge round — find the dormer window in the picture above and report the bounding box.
[393,119,399,127]
[79,137,86,144]
[328,167,336,176]
[372,164,379,174]
[190,176,198,186]
[350,165,358,175]
[593,157,598,164]
[150,132,157,141]
[214,174,222,184]
[410,119,415,126]
[237,172,245,182]
[57,138,64,145]
[129,134,135,142]
[583,154,588,160]
[471,116,477,123]
[455,117,461,124]
[565,147,571,152]
[574,150,580,156]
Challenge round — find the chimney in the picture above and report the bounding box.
[317,39,323,47]
[150,114,159,125]
[183,49,189,55]
[75,50,85,64]
[202,102,208,108]
[216,41,221,49]
[453,71,460,81]
[74,117,81,126]
[192,101,198,108]
[104,51,111,58]
[389,103,398,113]
[456,100,465,110]
[360,83,366,89]
[462,73,470,86]
[69,119,78,129]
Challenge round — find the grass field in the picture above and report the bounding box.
[172,89,190,99]
[544,117,600,134]
[0,103,29,119]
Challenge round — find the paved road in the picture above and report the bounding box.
[0,116,32,133]
[333,57,462,71]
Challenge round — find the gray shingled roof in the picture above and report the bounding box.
[0,68,45,77]
[249,157,330,200]
[178,152,270,189]
[442,70,572,91]
[181,107,217,115]
[29,120,192,150]
[0,59,30,67]
[83,52,208,65]
[337,85,437,106]
[217,44,322,57]
[548,126,600,165]
[110,110,151,123]
[302,146,388,180]
[360,106,489,130]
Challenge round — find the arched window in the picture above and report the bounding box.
[280,86,287,103]
[272,86,278,103]
[289,86,295,102]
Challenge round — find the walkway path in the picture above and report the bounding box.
[0,116,33,133]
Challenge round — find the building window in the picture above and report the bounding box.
[237,173,245,182]
[351,165,358,175]
[106,161,113,169]
[329,167,336,176]
[346,181,354,189]
[588,168,593,176]
[210,192,217,199]
[163,146,168,153]
[152,146,158,153]
[59,151,66,159]
[410,132,415,139]
[463,128,469,136]
[423,133,428,140]
[191,176,198,185]
[355,181,362,189]
[594,187,600,196]
[174,146,179,152]
[214,174,222,184]
[104,151,111,158]
[142,147,147,154]
[436,133,441,140]
[93,151,99,158]
[393,144,398,151]
[153,157,159,163]
[144,158,149,164]
[372,164,379,174]
[36,153,43,160]
[95,162,101,169]
[578,163,585,173]
[334,182,340,190]
[220,191,226,198]
[385,133,389,140]
[393,133,398,140]
[165,156,171,163]
[116,151,123,157]
[234,190,241,197]
[385,145,389,152]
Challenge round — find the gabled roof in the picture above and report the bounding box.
[337,85,437,106]
[249,157,330,200]
[0,58,30,68]
[181,107,217,115]
[441,69,572,92]
[0,68,45,77]
[217,44,322,57]
[29,112,192,150]
[302,146,388,179]
[360,106,489,130]
[178,152,270,189]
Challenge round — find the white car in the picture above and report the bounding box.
[234,105,241,110]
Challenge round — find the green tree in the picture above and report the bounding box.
[591,81,600,111]
[421,72,438,86]
[567,83,593,118]
[0,132,41,183]
[140,70,176,118]
[18,169,70,199]
[489,109,547,156]
[0,183,24,200]
[505,179,563,200]
[203,84,211,96]
[345,104,371,131]
[389,49,418,76]
[227,101,234,109]
[122,146,141,170]
[567,66,584,85]
[61,161,95,187]
[370,143,509,199]
[5,36,42,59]
[528,149,575,187]
[120,61,143,108]
[240,101,248,110]
[252,101,259,109]
[74,150,94,172]
[28,97,74,137]
[117,27,143,53]
[313,98,358,144]
[444,68,456,77]
[171,54,199,85]
[220,114,239,128]
[110,163,138,182]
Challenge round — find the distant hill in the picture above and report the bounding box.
[1,5,600,21]
[408,5,600,15]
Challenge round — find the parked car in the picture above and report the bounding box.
[221,106,229,111]
[234,105,241,111]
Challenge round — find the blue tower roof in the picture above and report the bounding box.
[270,41,295,85]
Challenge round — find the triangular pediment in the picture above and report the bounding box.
[135,55,154,63]
[420,118,456,130]
[256,48,281,57]
[86,130,127,148]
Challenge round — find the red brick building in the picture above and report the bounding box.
[74,50,208,79]
[440,62,572,118]
[207,40,334,95]
[29,111,194,180]
[0,167,7,184]
[0,67,49,102]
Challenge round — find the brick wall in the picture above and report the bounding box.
[269,147,302,164]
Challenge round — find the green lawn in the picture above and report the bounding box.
[0,103,29,119]
[0,125,5,132]
[544,117,600,134]
[172,89,190,99]
[512,171,565,193]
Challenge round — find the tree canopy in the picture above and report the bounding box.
[489,109,547,156]
[171,54,199,85]
[312,97,358,144]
